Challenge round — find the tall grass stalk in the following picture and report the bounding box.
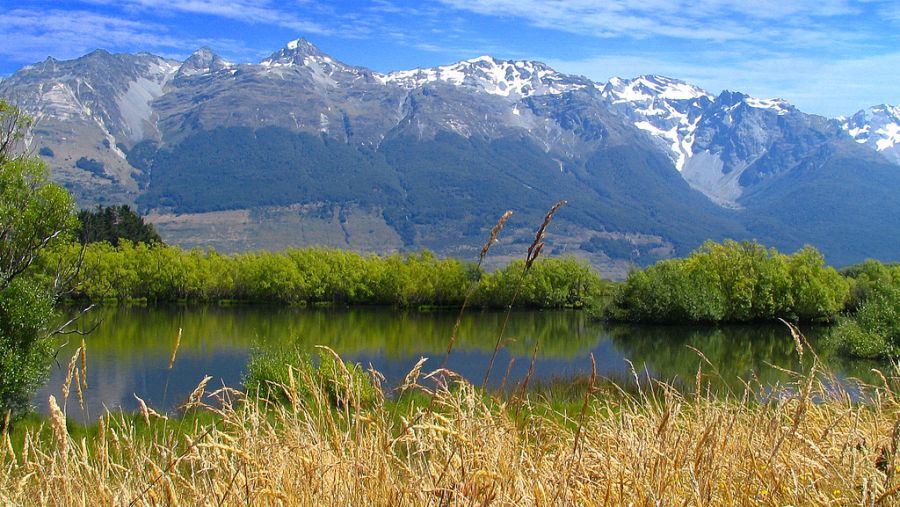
[482,200,565,389]
[2,349,898,505]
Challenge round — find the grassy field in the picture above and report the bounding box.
[2,325,899,506]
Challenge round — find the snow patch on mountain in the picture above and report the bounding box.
[876,124,900,151]
[744,97,791,115]
[380,56,588,98]
[840,104,900,164]
[603,75,710,103]
[601,75,711,171]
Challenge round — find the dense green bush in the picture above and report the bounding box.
[830,261,900,358]
[0,278,57,418]
[243,347,375,408]
[42,242,606,309]
[841,260,900,312]
[605,240,850,323]
[473,257,609,309]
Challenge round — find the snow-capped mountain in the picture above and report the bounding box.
[596,76,822,206]
[257,38,379,84]
[1,37,897,268]
[600,75,713,171]
[380,56,592,98]
[840,105,900,165]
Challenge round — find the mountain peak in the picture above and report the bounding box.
[602,75,712,104]
[380,55,589,98]
[177,47,232,78]
[841,103,900,162]
[870,104,900,118]
[285,38,318,52]
[714,90,793,115]
[79,48,113,62]
[260,37,327,66]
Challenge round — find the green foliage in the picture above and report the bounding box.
[243,346,314,402]
[606,240,850,323]
[0,157,77,288]
[44,241,607,308]
[473,257,608,309]
[0,100,32,164]
[0,278,56,418]
[0,100,76,420]
[243,347,375,408]
[830,262,900,358]
[77,204,162,246]
[840,260,900,312]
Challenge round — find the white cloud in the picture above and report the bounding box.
[0,9,254,63]
[80,0,329,34]
[434,0,862,44]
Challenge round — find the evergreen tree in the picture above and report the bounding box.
[77,204,162,246]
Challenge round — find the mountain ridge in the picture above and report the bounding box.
[1,38,898,275]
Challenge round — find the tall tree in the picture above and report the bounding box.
[0,99,77,420]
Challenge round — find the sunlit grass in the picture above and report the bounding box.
[2,337,898,506]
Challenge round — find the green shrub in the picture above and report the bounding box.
[0,278,57,418]
[831,277,900,359]
[243,347,375,408]
[243,346,314,403]
[606,240,850,323]
[841,260,900,312]
[473,257,607,309]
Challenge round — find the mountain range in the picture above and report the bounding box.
[2,38,898,276]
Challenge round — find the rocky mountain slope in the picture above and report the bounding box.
[2,38,898,272]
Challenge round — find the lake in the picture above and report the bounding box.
[35,305,883,420]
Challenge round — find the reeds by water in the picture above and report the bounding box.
[2,352,898,505]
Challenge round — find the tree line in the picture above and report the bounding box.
[39,241,608,310]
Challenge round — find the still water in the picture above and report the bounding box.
[35,305,882,419]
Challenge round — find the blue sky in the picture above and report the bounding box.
[2,0,898,117]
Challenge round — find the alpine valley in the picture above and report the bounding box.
[2,38,899,276]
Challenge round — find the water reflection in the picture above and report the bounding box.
[35,305,885,419]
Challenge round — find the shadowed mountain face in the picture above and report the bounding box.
[2,38,898,274]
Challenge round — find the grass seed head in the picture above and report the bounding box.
[479,210,513,262]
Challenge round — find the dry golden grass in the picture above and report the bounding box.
[1,340,899,506]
